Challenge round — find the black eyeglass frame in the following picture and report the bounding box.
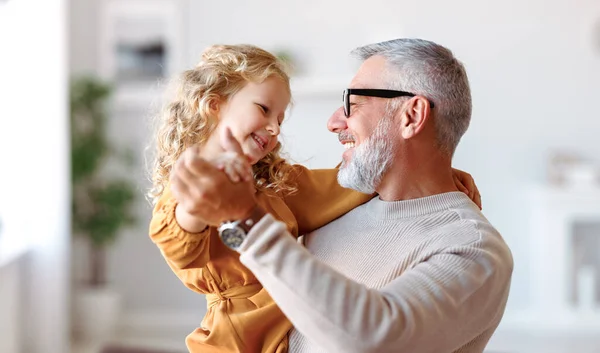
[343,88,435,117]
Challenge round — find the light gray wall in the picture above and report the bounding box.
[69,0,600,332]
[69,0,99,74]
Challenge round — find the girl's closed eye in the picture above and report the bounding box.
[256,103,269,114]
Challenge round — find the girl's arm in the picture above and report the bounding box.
[149,186,212,270]
[150,150,253,270]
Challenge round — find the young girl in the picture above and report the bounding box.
[148,44,479,353]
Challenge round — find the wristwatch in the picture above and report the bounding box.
[218,205,266,250]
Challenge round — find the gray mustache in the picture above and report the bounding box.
[338,132,356,143]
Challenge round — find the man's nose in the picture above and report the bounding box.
[327,106,347,133]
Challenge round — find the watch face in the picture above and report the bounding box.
[220,226,246,249]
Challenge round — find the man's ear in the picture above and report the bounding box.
[400,96,432,139]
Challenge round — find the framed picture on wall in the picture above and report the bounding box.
[99,0,188,104]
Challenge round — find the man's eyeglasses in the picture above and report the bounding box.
[343,88,435,117]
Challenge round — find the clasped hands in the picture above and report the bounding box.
[169,128,258,231]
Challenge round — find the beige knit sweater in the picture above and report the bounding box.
[238,192,513,353]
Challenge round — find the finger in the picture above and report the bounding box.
[456,171,475,199]
[223,162,241,183]
[462,174,476,200]
[216,152,252,182]
[233,156,253,182]
[220,127,245,155]
[467,179,476,200]
[223,156,253,183]
[211,156,226,171]
[453,174,469,194]
[474,188,482,210]
[238,159,254,182]
[460,173,475,199]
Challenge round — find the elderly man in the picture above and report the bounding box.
[172,38,513,353]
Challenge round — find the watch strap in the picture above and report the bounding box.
[239,205,266,234]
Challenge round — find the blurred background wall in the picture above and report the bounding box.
[1,1,69,353]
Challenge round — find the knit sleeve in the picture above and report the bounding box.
[238,214,513,353]
[282,165,373,235]
[149,186,212,271]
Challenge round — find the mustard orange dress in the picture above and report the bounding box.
[149,165,373,353]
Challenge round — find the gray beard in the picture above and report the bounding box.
[337,116,394,194]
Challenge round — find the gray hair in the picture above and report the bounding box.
[352,38,472,156]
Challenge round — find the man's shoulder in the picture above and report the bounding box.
[435,205,513,269]
[424,203,509,252]
[445,203,503,243]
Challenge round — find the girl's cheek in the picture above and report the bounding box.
[269,140,278,152]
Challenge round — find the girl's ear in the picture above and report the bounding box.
[209,97,219,112]
[207,96,222,119]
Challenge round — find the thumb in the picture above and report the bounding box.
[220,127,245,156]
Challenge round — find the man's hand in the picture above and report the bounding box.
[170,139,257,227]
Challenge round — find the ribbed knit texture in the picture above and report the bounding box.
[239,192,513,353]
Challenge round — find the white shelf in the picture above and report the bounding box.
[527,183,600,331]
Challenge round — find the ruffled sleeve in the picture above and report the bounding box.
[149,186,212,270]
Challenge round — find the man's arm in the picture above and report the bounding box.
[238,214,513,353]
[176,130,510,351]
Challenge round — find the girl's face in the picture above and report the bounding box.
[217,76,290,164]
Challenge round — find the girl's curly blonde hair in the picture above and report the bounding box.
[149,44,297,203]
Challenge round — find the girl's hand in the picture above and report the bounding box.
[452,168,482,209]
[212,152,253,183]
